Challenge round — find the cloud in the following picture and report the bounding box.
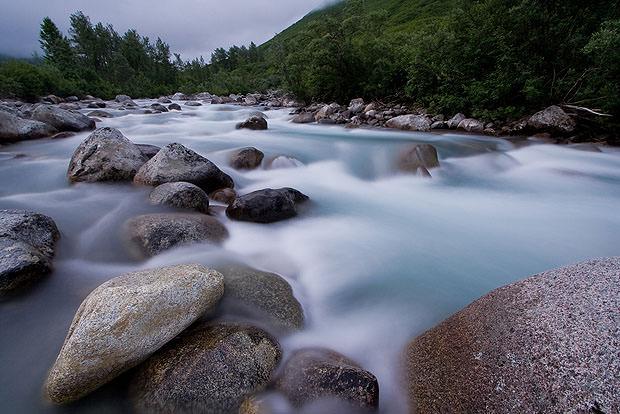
[0,0,336,59]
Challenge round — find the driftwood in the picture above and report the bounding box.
[562,104,612,117]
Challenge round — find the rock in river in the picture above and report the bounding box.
[67,127,148,183]
[236,116,268,130]
[527,105,576,135]
[406,257,620,414]
[210,188,237,205]
[32,105,95,132]
[291,112,316,124]
[0,210,60,293]
[130,322,281,414]
[149,182,210,213]
[134,143,234,192]
[45,264,224,404]
[397,144,440,173]
[276,347,379,410]
[230,147,264,170]
[0,110,57,142]
[385,114,431,132]
[124,213,228,257]
[226,188,309,223]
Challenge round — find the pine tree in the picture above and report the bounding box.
[39,17,74,69]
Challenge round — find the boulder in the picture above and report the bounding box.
[348,98,365,114]
[268,155,304,169]
[527,105,576,135]
[86,110,112,118]
[171,92,188,100]
[45,264,224,404]
[431,120,448,129]
[32,105,95,132]
[236,116,268,130]
[168,103,181,111]
[315,103,342,122]
[216,265,304,332]
[135,144,161,159]
[149,182,209,213]
[124,213,228,257]
[406,257,620,413]
[42,94,63,104]
[67,127,148,183]
[0,210,60,293]
[149,103,169,113]
[226,188,309,224]
[210,188,237,205]
[231,147,264,170]
[276,348,379,410]
[291,112,316,124]
[185,101,202,107]
[130,323,281,414]
[397,144,440,172]
[385,114,431,132]
[58,102,80,111]
[114,94,132,103]
[457,118,485,133]
[87,101,106,109]
[447,113,466,129]
[0,111,57,142]
[157,97,172,104]
[134,143,234,192]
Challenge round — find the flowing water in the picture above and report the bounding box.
[1,102,620,413]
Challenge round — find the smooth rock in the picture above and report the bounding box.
[149,182,209,213]
[157,97,172,104]
[226,188,309,223]
[114,94,132,103]
[185,101,202,107]
[236,116,268,130]
[385,114,431,132]
[291,112,316,124]
[32,105,95,132]
[397,144,440,172]
[168,103,181,111]
[528,105,577,134]
[210,188,237,205]
[231,147,264,170]
[171,92,188,100]
[58,102,80,111]
[45,264,224,404]
[149,103,169,113]
[0,111,57,142]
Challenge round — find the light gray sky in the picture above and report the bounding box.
[0,0,336,59]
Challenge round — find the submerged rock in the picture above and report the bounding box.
[32,105,95,132]
[226,188,309,223]
[45,264,224,404]
[406,257,620,413]
[67,127,148,183]
[231,147,264,170]
[0,210,60,293]
[385,114,431,132]
[124,213,228,257]
[276,348,379,410]
[134,143,234,192]
[237,116,268,130]
[185,101,202,107]
[527,105,576,135]
[149,182,209,213]
[397,144,440,173]
[130,322,281,414]
[0,111,57,142]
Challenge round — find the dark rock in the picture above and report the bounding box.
[149,103,169,112]
[447,113,466,129]
[130,322,281,414]
[185,101,202,107]
[406,257,620,414]
[67,127,148,183]
[41,94,63,104]
[168,103,181,111]
[0,111,57,142]
[51,132,76,139]
[149,182,209,213]
[135,144,161,159]
[134,143,234,192]
[527,105,576,135]
[0,210,60,293]
[231,147,264,170]
[237,116,268,130]
[157,97,172,104]
[87,101,106,109]
[210,188,237,205]
[65,96,79,102]
[226,188,309,223]
[292,112,316,124]
[58,102,80,111]
[86,110,112,118]
[276,348,379,410]
[124,213,228,257]
[385,115,431,132]
[32,105,95,132]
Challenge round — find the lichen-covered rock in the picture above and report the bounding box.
[385,114,431,132]
[67,127,148,183]
[0,110,57,142]
[226,188,309,224]
[236,116,268,130]
[406,257,620,414]
[45,264,224,404]
[527,105,576,135]
[149,182,209,213]
[134,143,234,192]
[231,147,264,170]
[0,210,60,293]
[130,322,281,414]
[32,105,95,132]
[397,144,440,173]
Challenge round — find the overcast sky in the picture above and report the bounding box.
[0,0,336,60]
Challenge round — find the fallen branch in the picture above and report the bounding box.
[561,104,612,117]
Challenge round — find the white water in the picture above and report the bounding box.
[1,102,620,413]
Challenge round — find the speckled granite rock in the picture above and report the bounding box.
[0,210,60,292]
[406,257,620,414]
[527,105,576,135]
[130,322,281,414]
[236,116,268,130]
[32,104,95,132]
[230,147,264,170]
[0,110,57,142]
[149,182,209,213]
[385,114,431,132]
[45,264,224,404]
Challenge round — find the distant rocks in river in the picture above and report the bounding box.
[0,210,60,293]
[45,264,224,404]
[67,127,148,183]
[149,182,210,213]
[230,147,264,170]
[0,110,57,142]
[149,103,168,113]
[226,188,309,223]
[406,257,620,414]
[32,105,95,132]
[86,109,112,118]
[236,115,268,130]
[130,322,281,414]
[114,94,132,103]
[184,101,202,107]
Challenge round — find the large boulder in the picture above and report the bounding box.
[385,114,431,132]
[230,147,264,170]
[457,118,485,133]
[406,257,620,413]
[397,144,440,173]
[527,105,576,135]
[67,128,148,183]
[226,188,309,224]
[276,348,379,410]
[45,264,224,404]
[32,105,95,132]
[216,265,304,332]
[149,182,209,213]
[236,116,268,130]
[130,322,281,414]
[0,110,57,142]
[149,103,169,113]
[0,210,60,293]
[124,213,228,257]
[134,143,234,192]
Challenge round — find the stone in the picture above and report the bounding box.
[114,94,132,103]
[457,118,485,133]
[397,144,439,172]
[87,101,106,109]
[171,92,188,100]
[185,101,202,107]
[32,105,95,132]
[236,116,268,130]
[157,97,172,104]
[130,322,281,414]
[226,188,309,224]
[447,113,466,129]
[124,213,228,257]
[149,103,169,112]
[42,94,63,104]
[135,144,161,159]
[210,188,237,205]
[231,147,264,170]
[0,210,60,293]
[134,143,234,192]
[86,110,112,118]
[406,257,620,414]
[0,111,57,142]
[385,114,431,132]
[348,98,365,114]
[45,264,224,404]
[58,102,80,111]
[149,182,209,213]
[168,103,181,111]
[291,112,316,124]
[527,105,576,135]
[268,155,304,169]
[431,121,448,129]
[216,265,304,332]
[276,348,379,410]
[67,127,148,183]
[315,103,342,122]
